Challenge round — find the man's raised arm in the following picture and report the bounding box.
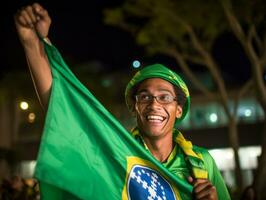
[14,3,52,110]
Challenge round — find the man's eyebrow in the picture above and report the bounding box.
[157,89,173,93]
[136,89,149,93]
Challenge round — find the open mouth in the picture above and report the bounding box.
[146,115,166,123]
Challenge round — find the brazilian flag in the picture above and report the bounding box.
[34,40,193,199]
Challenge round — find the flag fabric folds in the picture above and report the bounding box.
[34,40,193,200]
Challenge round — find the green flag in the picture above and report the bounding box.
[34,40,193,200]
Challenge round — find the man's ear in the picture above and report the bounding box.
[176,105,183,119]
[134,102,141,113]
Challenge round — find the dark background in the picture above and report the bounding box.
[1,0,251,86]
[1,1,143,77]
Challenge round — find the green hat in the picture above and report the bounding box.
[125,63,190,125]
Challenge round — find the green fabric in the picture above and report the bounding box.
[165,146,231,200]
[34,40,195,199]
[195,147,231,200]
[133,132,231,200]
[131,128,208,179]
[173,130,207,179]
[125,64,190,124]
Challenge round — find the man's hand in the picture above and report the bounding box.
[14,3,51,46]
[14,2,53,110]
[188,176,218,200]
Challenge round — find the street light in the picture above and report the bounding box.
[132,60,141,68]
[20,101,29,110]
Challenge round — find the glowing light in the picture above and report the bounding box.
[209,113,218,122]
[28,113,36,123]
[20,101,29,110]
[244,109,252,117]
[132,60,141,68]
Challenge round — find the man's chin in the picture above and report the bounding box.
[142,128,163,138]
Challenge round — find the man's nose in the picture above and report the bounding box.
[148,97,161,108]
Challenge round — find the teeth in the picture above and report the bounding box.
[147,115,164,121]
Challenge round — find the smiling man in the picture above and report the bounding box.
[127,76,183,162]
[14,2,230,200]
[125,64,231,200]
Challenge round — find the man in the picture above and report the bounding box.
[14,3,230,200]
[124,65,230,200]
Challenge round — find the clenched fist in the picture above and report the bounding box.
[14,3,51,46]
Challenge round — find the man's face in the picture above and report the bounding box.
[134,78,182,139]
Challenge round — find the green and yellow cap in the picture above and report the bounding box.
[125,63,190,125]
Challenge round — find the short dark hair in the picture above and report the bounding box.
[173,86,186,107]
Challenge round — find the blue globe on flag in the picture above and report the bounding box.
[127,165,176,200]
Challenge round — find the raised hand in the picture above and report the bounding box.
[14,3,53,110]
[14,3,51,46]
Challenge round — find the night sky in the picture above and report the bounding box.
[1,0,251,86]
[1,1,143,76]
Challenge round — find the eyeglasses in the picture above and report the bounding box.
[135,93,177,104]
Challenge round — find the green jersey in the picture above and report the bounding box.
[133,130,231,200]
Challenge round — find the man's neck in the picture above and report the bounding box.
[142,134,174,163]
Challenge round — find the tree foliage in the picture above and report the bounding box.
[105,0,227,57]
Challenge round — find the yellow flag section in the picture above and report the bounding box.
[122,157,181,200]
